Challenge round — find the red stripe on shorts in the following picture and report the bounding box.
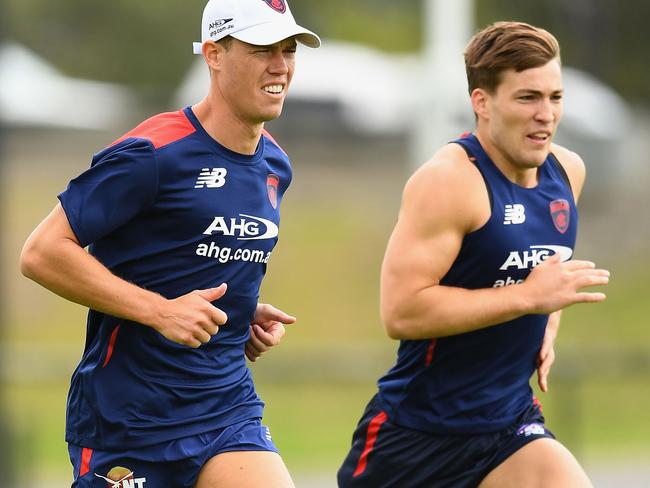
[353,411,388,477]
[79,447,93,477]
[102,325,121,368]
[425,338,437,367]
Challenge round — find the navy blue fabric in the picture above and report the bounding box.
[338,395,555,488]
[69,418,278,488]
[376,134,578,434]
[59,107,292,449]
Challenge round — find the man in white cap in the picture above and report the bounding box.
[20,0,319,486]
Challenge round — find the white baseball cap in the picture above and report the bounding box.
[193,0,321,54]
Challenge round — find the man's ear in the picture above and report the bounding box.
[470,88,490,121]
[203,41,224,72]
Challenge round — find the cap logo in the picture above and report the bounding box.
[208,18,234,38]
[261,0,286,14]
[209,18,233,30]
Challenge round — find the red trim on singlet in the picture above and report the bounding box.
[111,110,197,149]
[533,395,543,412]
[353,411,388,477]
[425,338,437,367]
[262,129,287,155]
[79,447,93,477]
[102,325,121,368]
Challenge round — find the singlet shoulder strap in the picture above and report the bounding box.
[451,136,494,209]
[548,152,573,195]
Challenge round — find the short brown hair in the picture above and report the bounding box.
[464,21,560,94]
[216,35,234,50]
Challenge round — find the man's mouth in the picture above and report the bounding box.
[527,131,551,144]
[262,84,284,94]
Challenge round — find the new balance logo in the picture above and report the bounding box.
[195,168,227,189]
[504,204,526,225]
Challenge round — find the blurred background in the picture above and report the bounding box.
[2,0,649,486]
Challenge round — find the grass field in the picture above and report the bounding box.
[2,128,649,484]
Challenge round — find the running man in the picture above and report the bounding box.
[20,0,319,486]
[338,21,608,488]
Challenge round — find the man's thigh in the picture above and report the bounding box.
[478,438,593,488]
[194,451,294,488]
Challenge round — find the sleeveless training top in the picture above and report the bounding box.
[376,133,578,434]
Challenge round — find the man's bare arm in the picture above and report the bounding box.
[20,203,227,348]
[380,145,608,340]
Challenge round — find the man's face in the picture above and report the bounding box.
[215,37,297,125]
[480,59,563,171]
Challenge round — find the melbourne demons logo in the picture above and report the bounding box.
[267,174,280,209]
[549,199,570,233]
[261,0,286,13]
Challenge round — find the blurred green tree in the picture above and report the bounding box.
[7,0,206,102]
[6,0,649,104]
[475,0,650,104]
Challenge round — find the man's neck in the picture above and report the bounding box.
[192,98,263,155]
[474,128,540,188]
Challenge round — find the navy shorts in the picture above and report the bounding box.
[68,417,277,488]
[338,395,555,488]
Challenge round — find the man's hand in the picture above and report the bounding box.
[523,255,609,315]
[537,311,561,393]
[245,303,296,362]
[154,283,228,348]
